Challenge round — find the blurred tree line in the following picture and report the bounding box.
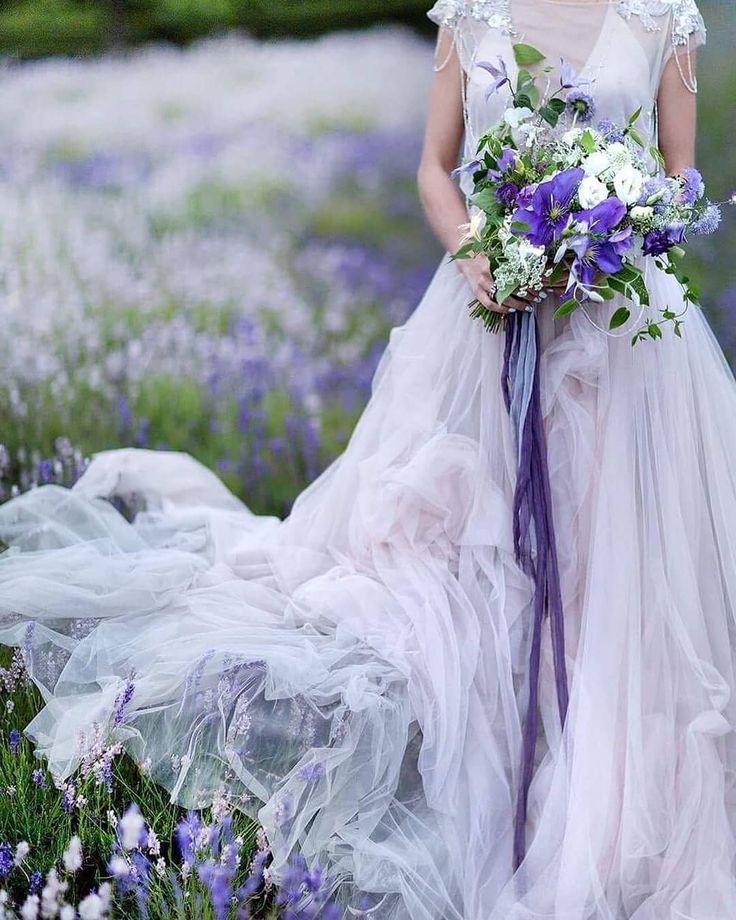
[0,0,434,57]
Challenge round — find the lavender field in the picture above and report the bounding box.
[0,28,441,514]
[0,20,734,919]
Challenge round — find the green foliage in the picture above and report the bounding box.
[0,0,434,57]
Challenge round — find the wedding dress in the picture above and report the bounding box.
[2,1,734,918]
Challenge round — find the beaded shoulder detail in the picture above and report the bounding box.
[427,0,704,46]
[426,0,514,35]
[616,0,706,46]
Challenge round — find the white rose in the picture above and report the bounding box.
[582,151,610,177]
[503,106,534,128]
[613,165,644,205]
[578,176,609,210]
[629,205,653,221]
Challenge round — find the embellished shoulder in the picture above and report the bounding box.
[616,0,706,47]
[427,0,513,35]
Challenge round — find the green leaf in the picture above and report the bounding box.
[547,98,566,114]
[628,127,645,148]
[510,220,531,234]
[515,93,533,110]
[647,322,663,339]
[607,276,629,296]
[609,306,631,329]
[628,106,642,125]
[598,285,616,301]
[648,144,665,168]
[513,43,546,66]
[540,105,561,127]
[667,245,686,263]
[580,130,596,153]
[450,243,476,260]
[554,298,579,318]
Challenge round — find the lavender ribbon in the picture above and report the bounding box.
[501,310,569,871]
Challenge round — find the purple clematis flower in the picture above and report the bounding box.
[643,223,686,256]
[560,58,589,90]
[477,57,510,100]
[451,158,481,180]
[566,197,631,286]
[513,167,585,247]
[488,147,517,180]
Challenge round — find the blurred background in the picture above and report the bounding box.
[0,0,733,514]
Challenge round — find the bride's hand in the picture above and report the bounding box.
[457,253,532,315]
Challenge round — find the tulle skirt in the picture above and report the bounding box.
[2,254,736,920]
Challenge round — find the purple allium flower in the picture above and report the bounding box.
[513,167,584,247]
[29,870,42,894]
[679,166,705,204]
[8,729,20,755]
[0,843,13,878]
[643,223,686,256]
[596,118,625,143]
[690,202,722,235]
[477,57,510,99]
[32,769,45,788]
[566,90,596,123]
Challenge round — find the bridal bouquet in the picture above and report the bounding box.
[453,43,724,344]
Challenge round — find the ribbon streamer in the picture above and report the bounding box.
[501,310,570,871]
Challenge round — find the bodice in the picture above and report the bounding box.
[428,0,706,189]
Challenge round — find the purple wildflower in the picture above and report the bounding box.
[597,118,625,143]
[0,844,13,878]
[32,769,46,788]
[61,781,76,814]
[450,158,481,180]
[641,176,675,208]
[29,870,42,894]
[513,167,584,247]
[690,202,722,235]
[175,812,202,866]
[477,57,510,99]
[566,90,596,123]
[643,223,686,256]
[679,166,705,204]
[560,58,588,90]
[297,762,326,783]
[112,673,136,727]
[8,729,20,755]
[496,181,520,208]
[238,849,269,898]
[567,197,631,287]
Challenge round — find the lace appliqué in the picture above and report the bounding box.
[616,0,704,44]
[427,0,514,35]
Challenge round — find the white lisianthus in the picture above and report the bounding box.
[469,211,486,240]
[582,151,610,177]
[578,176,609,210]
[613,165,644,205]
[503,106,534,128]
[630,205,653,221]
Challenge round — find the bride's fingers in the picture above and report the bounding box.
[475,286,509,314]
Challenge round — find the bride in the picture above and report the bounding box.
[1,1,734,918]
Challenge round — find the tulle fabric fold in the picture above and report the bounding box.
[2,256,736,919]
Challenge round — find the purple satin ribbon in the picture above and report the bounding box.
[501,310,569,871]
